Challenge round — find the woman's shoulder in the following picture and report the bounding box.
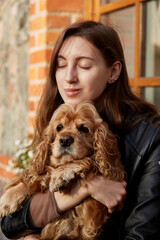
[122,113,160,156]
[120,113,160,176]
[127,113,160,128]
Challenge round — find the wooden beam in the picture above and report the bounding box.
[137,77,160,87]
[93,0,100,21]
[84,0,94,20]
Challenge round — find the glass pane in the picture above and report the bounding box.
[101,0,118,4]
[140,0,160,77]
[140,87,160,108]
[101,6,135,78]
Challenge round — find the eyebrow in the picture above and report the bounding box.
[57,55,95,61]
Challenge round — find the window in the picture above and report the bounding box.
[84,0,160,107]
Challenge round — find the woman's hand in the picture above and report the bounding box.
[23,234,40,240]
[87,175,127,214]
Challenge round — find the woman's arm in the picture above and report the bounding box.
[1,177,126,239]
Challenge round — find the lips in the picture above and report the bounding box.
[64,88,81,97]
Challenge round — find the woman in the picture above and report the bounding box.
[1,20,160,240]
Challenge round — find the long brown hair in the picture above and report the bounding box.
[33,20,159,146]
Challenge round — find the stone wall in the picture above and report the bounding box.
[0,0,29,159]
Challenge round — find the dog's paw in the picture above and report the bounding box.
[0,182,30,217]
[0,197,18,217]
[49,179,65,192]
[49,169,76,192]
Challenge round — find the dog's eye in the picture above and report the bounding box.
[57,124,63,132]
[77,125,89,133]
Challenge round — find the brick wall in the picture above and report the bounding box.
[0,0,85,182]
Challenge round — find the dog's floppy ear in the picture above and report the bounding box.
[93,121,124,181]
[30,123,55,175]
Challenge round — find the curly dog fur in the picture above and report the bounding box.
[0,102,125,240]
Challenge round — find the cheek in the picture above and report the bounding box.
[56,70,64,86]
[85,75,107,95]
[55,73,61,86]
[86,68,108,86]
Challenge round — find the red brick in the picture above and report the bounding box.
[30,15,69,32]
[0,167,15,179]
[38,31,60,45]
[47,15,69,28]
[30,3,36,15]
[30,16,46,31]
[28,101,35,111]
[40,0,83,12]
[38,66,49,79]
[29,35,36,47]
[30,49,52,64]
[0,155,10,165]
[29,83,45,97]
[29,68,36,80]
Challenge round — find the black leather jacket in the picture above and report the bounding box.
[1,115,160,239]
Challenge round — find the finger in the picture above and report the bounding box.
[121,180,127,187]
[107,206,116,214]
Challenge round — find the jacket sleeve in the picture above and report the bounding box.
[121,123,160,240]
[1,198,41,239]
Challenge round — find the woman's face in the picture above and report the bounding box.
[55,36,113,106]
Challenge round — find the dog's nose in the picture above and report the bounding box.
[59,135,74,147]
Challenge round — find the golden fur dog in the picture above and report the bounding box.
[0,102,125,240]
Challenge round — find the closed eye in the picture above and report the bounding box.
[80,66,91,70]
[56,124,63,132]
[56,57,67,68]
[77,125,89,133]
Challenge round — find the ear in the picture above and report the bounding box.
[93,122,125,181]
[30,124,55,175]
[108,61,122,84]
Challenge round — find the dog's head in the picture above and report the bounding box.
[46,102,103,166]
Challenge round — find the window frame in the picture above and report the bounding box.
[84,0,160,96]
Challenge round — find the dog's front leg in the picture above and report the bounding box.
[0,180,31,217]
[49,157,96,192]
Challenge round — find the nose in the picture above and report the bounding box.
[65,65,78,83]
[59,135,74,147]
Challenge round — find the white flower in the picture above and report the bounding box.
[14,168,21,174]
[10,136,33,174]
[15,149,26,158]
[22,160,27,166]
[8,159,14,168]
[6,166,12,172]
[28,150,34,159]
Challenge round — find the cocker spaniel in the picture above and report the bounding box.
[0,102,125,240]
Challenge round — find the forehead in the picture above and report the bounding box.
[58,36,102,59]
